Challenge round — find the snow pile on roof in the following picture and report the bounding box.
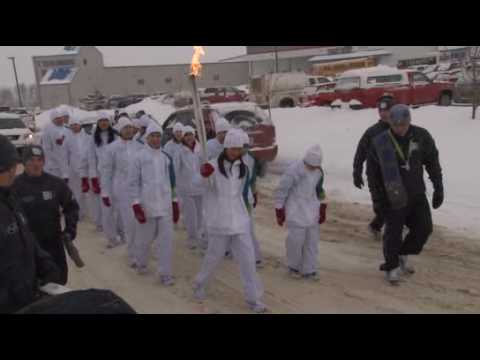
[40,67,78,85]
[271,105,480,237]
[340,65,403,78]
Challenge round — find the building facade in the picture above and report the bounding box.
[33,46,250,109]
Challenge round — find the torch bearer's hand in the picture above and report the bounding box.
[200,163,215,178]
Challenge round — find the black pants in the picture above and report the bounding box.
[370,213,385,232]
[38,236,68,285]
[382,194,433,271]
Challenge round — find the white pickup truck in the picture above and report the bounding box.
[0,112,35,152]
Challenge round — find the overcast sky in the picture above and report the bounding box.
[0,46,246,88]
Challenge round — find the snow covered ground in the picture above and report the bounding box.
[35,100,480,237]
[270,105,480,238]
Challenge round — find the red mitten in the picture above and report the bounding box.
[172,202,180,224]
[102,197,111,208]
[81,178,90,193]
[200,163,215,178]
[275,208,286,227]
[132,204,146,224]
[91,178,101,194]
[319,203,327,224]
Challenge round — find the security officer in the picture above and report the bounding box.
[0,135,61,314]
[13,145,80,286]
[366,104,444,285]
[353,97,394,240]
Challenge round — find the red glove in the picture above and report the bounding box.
[81,178,90,193]
[253,193,258,208]
[200,163,215,178]
[276,208,286,227]
[102,197,111,208]
[172,202,180,224]
[91,178,101,194]
[319,203,327,224]
[55,136,65,146]
[132,204,146,224]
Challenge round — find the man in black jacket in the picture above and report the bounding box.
[13,145,80,285]
[353,97,394,240]
[0,135,61,314]
[366,104,443,285]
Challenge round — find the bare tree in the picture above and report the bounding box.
[469,46,480,119]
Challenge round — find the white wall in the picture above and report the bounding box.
[39,84,70,109]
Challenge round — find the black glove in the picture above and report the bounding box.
[432,189,444,210]
[61,232,73,244]
[373,201,386,216]
[353,173,364,189]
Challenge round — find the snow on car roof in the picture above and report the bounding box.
[339,65,404,78]
[0,112,21,119]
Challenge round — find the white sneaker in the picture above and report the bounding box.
[136,266,148,275]
[288,268,302,279]
[386,268,400,286]
[303,272,320,282]
[399,255,415,275]
[107,239,120,249]
[247,302,268,314]
[193,283,206,302]
[159,275,175,286]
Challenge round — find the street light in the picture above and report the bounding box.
[8,56,23,108]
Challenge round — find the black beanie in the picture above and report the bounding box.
[22,145,45,164]
[0,135,20,172]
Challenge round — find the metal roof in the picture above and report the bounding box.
[309,49,392,63]
[221,47,339,63]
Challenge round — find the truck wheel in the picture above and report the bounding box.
[279,98,295,108]
[439,93,452,106]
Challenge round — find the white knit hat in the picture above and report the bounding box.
[145,122,162,138]
[173,122,184,134]
[56,106,70,118]
[115,117,133,132]
[97,110,112,125]
[182,125,195,135]
[50,109,62,122]
[224,129,245,149]
[303,144,323,167]
[69,116,82,126]
[215,117,231,133]
[137,114,152,128]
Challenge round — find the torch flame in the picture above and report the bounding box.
[191,46,205,77]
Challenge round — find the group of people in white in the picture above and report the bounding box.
[40,106,327,313]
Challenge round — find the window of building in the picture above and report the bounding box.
[165,77,172,84]
[213,74,220,81]
[137,79,145,86]
[83,59,88,66]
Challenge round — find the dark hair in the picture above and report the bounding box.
[218,151,246,179]
[94,124,116,147]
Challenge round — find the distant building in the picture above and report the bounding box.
[33,46,249,109]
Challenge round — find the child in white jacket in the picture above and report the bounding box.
[193,129,266,313]
[274,145,327,280]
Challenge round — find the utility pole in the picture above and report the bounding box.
[274,46,279,73]
[8,57,23,107]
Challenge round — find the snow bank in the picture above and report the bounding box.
[271,105,480,237]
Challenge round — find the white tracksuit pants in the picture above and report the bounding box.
[250,217,263,263]
[286,224,320,275]
[68,173,88,220]
[135,216,174,276]
[179,194,206,249]
[90,194,103,228]
[113,193,136,264]
[194,231,264,306]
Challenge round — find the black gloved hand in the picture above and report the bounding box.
[373,201,386,216]
[353,173,364,189]
[432,189,444,210]
[61,232,75,244]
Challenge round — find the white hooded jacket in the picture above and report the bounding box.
[274,160,324,228]
[101,138,142,198]
[41,122,69,178]
[128,145,176,218]
[65,128,89,178]
[173,142,205,196]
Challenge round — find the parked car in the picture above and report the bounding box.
[304,66,454,109]
[250,72,307,108]
[0,112,35,152]
[199,86,247,104]
[161,102,278,176]
[453,68,480,104]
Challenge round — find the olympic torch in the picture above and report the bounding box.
[189,46,209,163]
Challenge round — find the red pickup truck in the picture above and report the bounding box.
[303,66,454,109]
